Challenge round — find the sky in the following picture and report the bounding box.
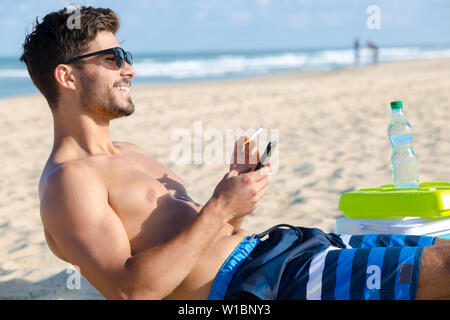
[1,0,449,57]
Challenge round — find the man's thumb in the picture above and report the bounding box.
[229,164,253,175]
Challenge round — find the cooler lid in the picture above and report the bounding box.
[339,181,450,219]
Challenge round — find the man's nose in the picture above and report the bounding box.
[120,62,136,79]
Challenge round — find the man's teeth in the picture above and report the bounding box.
[116,86,129,92]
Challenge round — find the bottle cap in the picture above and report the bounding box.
[390,101,403,109]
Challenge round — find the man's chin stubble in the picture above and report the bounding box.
[81,90,135,120]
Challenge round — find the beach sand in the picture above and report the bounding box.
[0,58,449,299]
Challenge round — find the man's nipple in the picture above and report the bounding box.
[146,190,157,202]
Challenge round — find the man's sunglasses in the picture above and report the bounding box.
[64,47,133,69]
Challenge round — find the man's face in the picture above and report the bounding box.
[75,31,136,120]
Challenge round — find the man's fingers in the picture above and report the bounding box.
[254,176,269,194]
[247,166,271,181]
[251,178,268,206]
[255,182,268,200]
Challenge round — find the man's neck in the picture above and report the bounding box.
[52,110,117,161]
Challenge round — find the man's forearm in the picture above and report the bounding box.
[122,198,228,299]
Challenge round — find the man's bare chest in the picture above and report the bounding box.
[90,151,198,251]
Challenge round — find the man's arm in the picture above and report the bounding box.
[40,162,268,299]
[227,136,266,231]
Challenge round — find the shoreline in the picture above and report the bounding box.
[1,56,449,101]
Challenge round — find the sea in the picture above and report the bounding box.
[1,44,450,98]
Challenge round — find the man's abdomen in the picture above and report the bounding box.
[165,226,248,300]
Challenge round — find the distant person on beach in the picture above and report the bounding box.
[353,38,360,67]
[21,6,450,300]
[367,41,379,64]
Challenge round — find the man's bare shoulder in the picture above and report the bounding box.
[39,161,105,217]
[41,160,97,187]
[113,141,148,156]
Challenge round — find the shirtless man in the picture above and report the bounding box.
[21,7,450,300]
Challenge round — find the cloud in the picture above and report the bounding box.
[288,12,310,29]
[194,10,208,21]
[229,11,252,25]
[287,9,352,30]
[0,16,22,29]
[253,0,271,7]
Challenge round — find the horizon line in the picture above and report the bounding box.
[1,41,450,59]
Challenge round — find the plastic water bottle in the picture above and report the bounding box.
[388,101,419,188]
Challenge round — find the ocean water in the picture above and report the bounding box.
[2,45,450,98]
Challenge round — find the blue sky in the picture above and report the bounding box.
[1,0,449,57]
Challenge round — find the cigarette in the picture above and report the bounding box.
[243,124,265,146]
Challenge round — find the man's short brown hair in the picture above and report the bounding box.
[20,6,120,110]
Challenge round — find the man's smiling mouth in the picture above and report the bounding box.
[115,85,129,92]
[113,79,131,93]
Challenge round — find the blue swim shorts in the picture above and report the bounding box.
[208,224,436,300]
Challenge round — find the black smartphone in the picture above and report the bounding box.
[254,140,278,171]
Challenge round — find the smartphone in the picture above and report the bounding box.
[254,140,278,171]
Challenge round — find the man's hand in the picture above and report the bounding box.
[211,164,270,223]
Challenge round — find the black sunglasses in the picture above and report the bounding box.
[64,47,133,69]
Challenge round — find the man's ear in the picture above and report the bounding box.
[54,64,77,91]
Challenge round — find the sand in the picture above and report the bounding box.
[0,58,449,299]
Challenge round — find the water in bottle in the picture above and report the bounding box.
[387,101,419,188]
